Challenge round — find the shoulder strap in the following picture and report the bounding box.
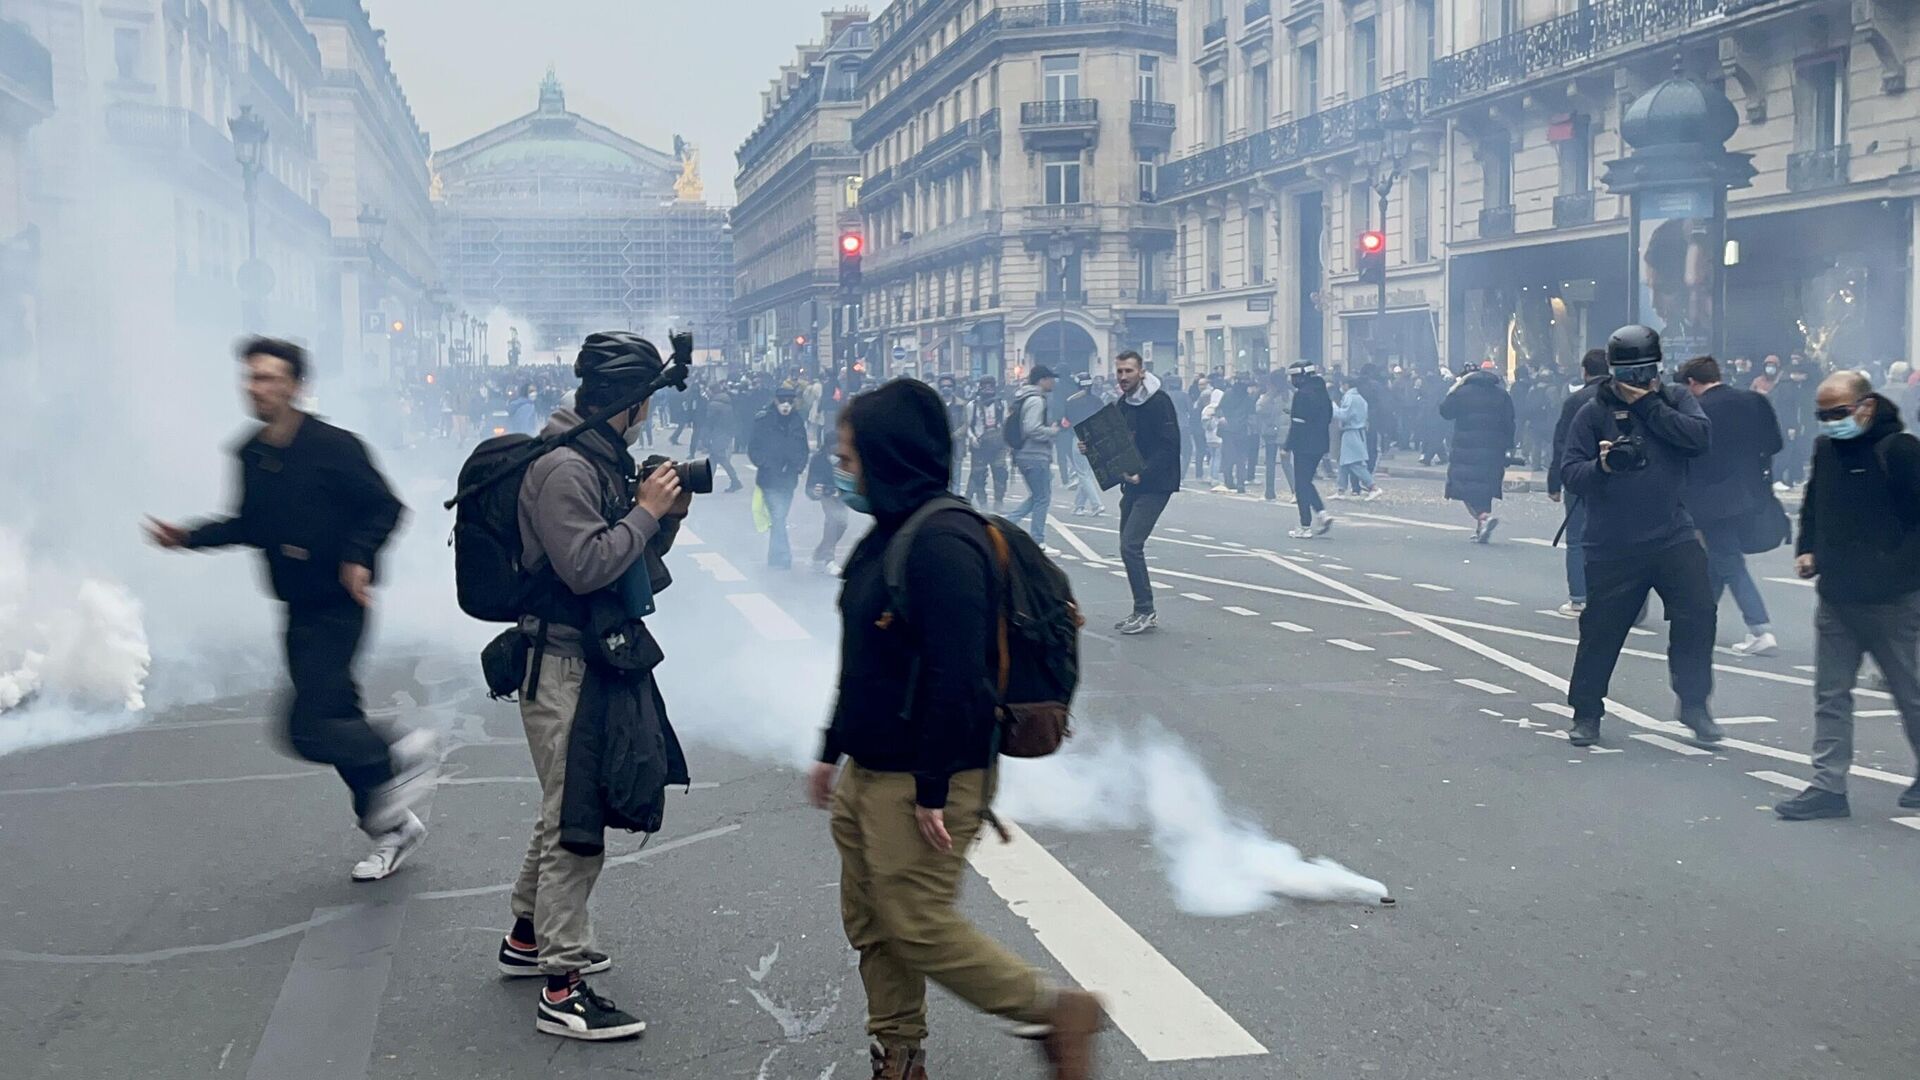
[881,495,983,621]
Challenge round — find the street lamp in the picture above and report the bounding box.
[1358,114,1415,360]
[229,105,271,330]
[1047,229,1075,377]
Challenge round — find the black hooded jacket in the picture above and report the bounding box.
[818,380,999,809]
[748,402,810,492]
[1798,395,1920,603]
[1440,370,1517,507]
[1562,379,1711,560]
[1285,375,1333,456]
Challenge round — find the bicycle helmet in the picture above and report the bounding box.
[575,331,664,387]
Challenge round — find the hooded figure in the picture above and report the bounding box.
[1440,367,1517,526]
[749,387,812,570]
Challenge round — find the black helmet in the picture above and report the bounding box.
[575,331,663,385]
[1606,325,1662,370]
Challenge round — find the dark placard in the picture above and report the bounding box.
[1074,403,1147,490]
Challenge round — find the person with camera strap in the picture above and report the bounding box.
[1559,325,1724,749]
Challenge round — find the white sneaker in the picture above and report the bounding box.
[1210,484,1232,493]
[1288,527,1315,539]
[365,729,439,835]
[1312,512,1334,536]
[1557,601,1586,617]
[1363,487,1384,502]
[1041,545,1063,557]
[351,811,426,882]
[1773,481,1791,493]
[1730,632,1779,657]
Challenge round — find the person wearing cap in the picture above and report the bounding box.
[1062,371,1107,516]
[500,331,692,1040]
[1560,324,1722,749]
[1002,365,1061,547]
[750,385,813,569]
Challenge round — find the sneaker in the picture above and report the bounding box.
[1312,512,1334,536]
[1899,780,1920,810]
[869,1042,930,1080]
[350,811,426,882]
[1112,615,1136,631]
[1773,481,1791,493]
[1677,706,1725,745]
[1042,545,1064,557]
[1326,491,1349,501]
[1477,515,1500,544]
[1568,717,1601,747]
[1774,788,1850,821]
[1287,527,1315,539]
[1119,612,1158,635]
[364,730,439,835]
[1040,989,1105,1080]
[1557,601,1586,617]
[498,937,612,978]
[1730,632,1779,657]
[1210,484,1232,493]
[536,982,646,1041]
[1363,487,1384,502]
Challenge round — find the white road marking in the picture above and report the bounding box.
[1892,817,1920,833]
[1455,679,1514,696]
[676,527,705,546]
[1190,533,1216,540]
[1222,606,1259,617]
[1153,582,1173,590]
[1717,716,1778,726]
[1165,527,1187,534]
[1048,520,1107,564]
[1627,627,1656,637]
[1272,621,1311,633]
[1413,583,1453,593]
[726,593,811,642]
[1390,658,1441,672]
[1537,729,1571,740]
[1474,596,1519,606]
[1859,710,1900,718]
[1479,708,1504,718]
[1748,770,1809,792]
[1631,733,1714,757]
[1512,537,1554,548]
[1205,552,1264,558]
[1366,573,1401,581]
[969,822,1268,1062]
[1178,591,1215,602]
[1534,703,1576,718]
[1328,638,1374,652]
[1765,577,1816,589]
[1794,665,1816,673]
[1343,512,1473,532]
[1538,609,1576,620]
[1221,541,1247,548]
[691,551,746,583]
[1111,570,1127,578]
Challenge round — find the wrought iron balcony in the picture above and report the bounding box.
[1024,204,1096,229]
[1022,98,1100,127]
[1552,190,1595,228]
[1158,79,1428,201]
[1037,289,1089,306]
[1244,0,1272,26]
[1203,17,1228,46]
[1479,205,1515,239]
[1002,1,1177,31]
[1430,0,1731,109]
[1131,100,1175,128]
[1787,145,1850,192]
[0,17,54,117]
[1122,287,1172,305]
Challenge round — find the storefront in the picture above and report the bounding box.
[1449,233,1630,381]
[1724,198,1911,367]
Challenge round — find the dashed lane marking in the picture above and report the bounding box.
[1480,708,1504,718]
[726,593,811,642]
[1475,596,1519,606]
[677,527,704,546]
[1859,710,1901,718]
[1328,639,1374,652]
[1512,537,1554,547]
[1765,577,1816,588]
[1221,540,1247,548]
[1893,817,1920,832]
[1342,512,1474,532]
[1272,621,1312,633]
[1222,606,1259,617]
[1631,733,1714,757]
[1413,583,1453,592]
[1718,716,1779,725]
[1749,770,1810,792]
[1190,533,1217,540]
[1366,573,1401,581]
[1534,703,1576,718]
[1390,658,1441,672]
[1538,609,1577,620]
[1455,678,1514,695]
[691,551,746,583]
[1180,592,1215,602]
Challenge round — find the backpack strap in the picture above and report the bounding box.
[881,495,982,623]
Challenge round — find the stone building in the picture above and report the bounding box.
[0,13,53,371]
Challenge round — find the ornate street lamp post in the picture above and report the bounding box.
[229,105,271,331]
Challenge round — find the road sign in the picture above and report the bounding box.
[891,345,908,363]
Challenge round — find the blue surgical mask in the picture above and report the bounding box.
[1821,416,1864,440]
[834,466,871,514]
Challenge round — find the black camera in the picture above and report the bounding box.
[640,455,714,494]
[667,330,694,367]
[1603,413,1649,472]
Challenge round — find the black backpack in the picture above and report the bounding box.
[1004,395,1034,453]
[882,496,1080,758]
[452,433,543,623]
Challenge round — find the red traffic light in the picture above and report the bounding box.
[794,335,809,347]
[839,232,864,257]
[1358,230,1385,254]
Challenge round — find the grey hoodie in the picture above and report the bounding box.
[1012,383,1057,463]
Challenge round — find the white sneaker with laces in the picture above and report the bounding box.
[1288,527,1314,539]
[1557,601,1586,617]
[352,811,426,882]
[1363,487,1384,502]
[1312,512,1334,536]
[365,729,439,835]
[1730,632,1779,657]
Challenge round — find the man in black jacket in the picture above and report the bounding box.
[1679,356,1785,656]
[1113,350,1182,634]
[1284,361,1333,538]
[147,338,430,882]
[807,379,1103,1080]
[1561,325,1724,748]
[1775,373,1920,820]
[1548,349,1610,614]
[749,386,811,569]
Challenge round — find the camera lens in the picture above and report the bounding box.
[677,458,715,495]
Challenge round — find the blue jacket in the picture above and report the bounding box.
[1332,387,1370,465]
[1562,381,1711,561]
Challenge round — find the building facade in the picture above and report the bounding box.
[0,13,54,371]
[852,0,1181,382]
[434,73,734,357]
[300,0,436,384]
[733,9,872,374]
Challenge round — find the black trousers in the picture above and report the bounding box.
[1292,450,1325,527]
[1567,539,1716,721]
[283,602,394,825]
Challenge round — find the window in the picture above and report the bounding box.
[1483,0,1518,41]
[1205,217,1223,290]
[1047,252,1083,296]
[1206,81,1227,145]
[1206,329,1225,372]
[1249,62,1270,131]
[1794,56,1846,150]
[1350,181,1372,236]
[1137,250,1160,294]
[1044,149,1082,204]
[1408,167,1431,262]
[1138,150,1158,201]
[1043,54,1081,101]
[1246,206,1266,285]
[1179,223,1191,294]
[1483,136,1513,208]
[1137,55,1159,102]
[1410,0,1436,79]
[1295,43,1319,117]
[1555,114,1591,194]
[1352,18,1377,98]
[114,27,144,82]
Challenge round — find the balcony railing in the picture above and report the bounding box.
[1552,190,1595,227]
[1479,204,1515,239]
[1430,0,1731,109]
[1021,98,1100,126]
[1244,0,1272,25]
[1122,287,1171,305]
[1131,99,1175,127]
[1159,79,1427,201]
[1037,289,1089,306]
[1203,17,1228,46]
[1002,1,1177,32]
[1025,203,1095,227]
[1787,145,1850,192]
[0,18,54,115]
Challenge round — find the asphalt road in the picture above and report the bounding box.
[3,451,1916,1080]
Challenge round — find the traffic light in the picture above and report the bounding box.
[390,318,408,335]
[1356,230,1386,286]
[838,231,863,290]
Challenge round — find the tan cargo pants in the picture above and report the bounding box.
[510,654,603,975]
[829,763,1052,1048]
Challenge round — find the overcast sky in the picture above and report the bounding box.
[366,0,858,204]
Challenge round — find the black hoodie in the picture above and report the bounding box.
[1562,379,1711,560]
[1798,394,1920,603]
[818,380,999,809]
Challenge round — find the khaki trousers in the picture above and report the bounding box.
[510,654,603,975]
[829,763,1051,1048]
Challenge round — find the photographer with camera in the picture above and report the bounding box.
[499,331,692,1041]
[1560,325,1723,748]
